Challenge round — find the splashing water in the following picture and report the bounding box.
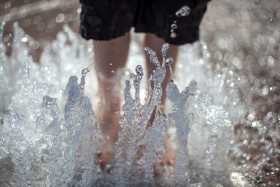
[170,5,191,39]
[176,6,191,17]
[3,22,274,186]
[113,43,192,185]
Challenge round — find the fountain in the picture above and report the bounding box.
[0,21,239,186]
[1,0,280,186]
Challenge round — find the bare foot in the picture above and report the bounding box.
[95,97,121,169]
[153,134,176,176]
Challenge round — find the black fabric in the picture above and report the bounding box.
[80,0,211,45]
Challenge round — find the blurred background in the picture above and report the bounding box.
[0,0,79,62]
[1,0,280,185]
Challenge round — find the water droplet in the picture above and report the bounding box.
[170,32,176,39]
[247,113,255,121]
[82,67,90,76]
[77,8,82,14]
[144,47,160,66]
[21,37,28,43]
[125,70,130,75]
[88,47,92,52]
[32,41,40,49]
[111,70,115,74]
[166,57,174,65]
[56,13,65,23]
[135,65,143,75]
[109,63,112,66]
[256,177,263,184]
[267,56,274,66]
[0,22,5,30]
[144,47,155,57]
[161,43,170,58]
[171,23,178,30]
[175,6,191,17]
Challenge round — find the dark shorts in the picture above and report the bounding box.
[79,0,210,45]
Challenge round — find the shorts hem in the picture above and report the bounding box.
[134,28,199,46]
[80,27,131,41]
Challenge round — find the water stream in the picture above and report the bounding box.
[0,21,246,186]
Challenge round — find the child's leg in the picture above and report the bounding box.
[143,33,179,107]
[93,32,130,143]
[143,33,179,168]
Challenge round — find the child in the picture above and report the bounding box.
[79,0,210,165]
